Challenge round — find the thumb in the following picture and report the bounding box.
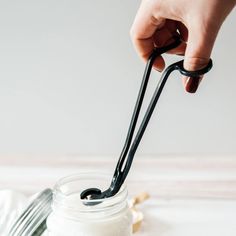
[183,27,217,93]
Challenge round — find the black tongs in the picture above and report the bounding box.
[81,37,213,204]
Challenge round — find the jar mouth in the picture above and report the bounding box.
[52,172,128,217]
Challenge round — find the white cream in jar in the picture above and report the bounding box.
[46,173,132,236]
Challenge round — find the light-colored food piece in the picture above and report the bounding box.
[130,192,150,233]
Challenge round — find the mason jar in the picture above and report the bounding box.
[46,173,133,236]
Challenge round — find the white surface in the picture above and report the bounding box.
[1,155,236,235]
[1,192,236,235]
[1,155,236,198]
[0,1,236,155]
[138,199,236,236]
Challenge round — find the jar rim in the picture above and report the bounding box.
[53,172,128,215]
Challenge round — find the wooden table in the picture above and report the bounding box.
[1,155,236,235]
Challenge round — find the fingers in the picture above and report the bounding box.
[183,24,217,93]
[130,1,187,71]
[130,0,216,94]
[130,0,233,95]
[130,0,166,71]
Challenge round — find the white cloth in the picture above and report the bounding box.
[0,189,29,235]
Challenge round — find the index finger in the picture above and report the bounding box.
[130,1,166,71]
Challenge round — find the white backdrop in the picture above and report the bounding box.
[0,1,235,156]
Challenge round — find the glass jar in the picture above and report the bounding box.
[46,173,133,236]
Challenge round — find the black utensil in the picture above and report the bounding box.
[81,37,213,204]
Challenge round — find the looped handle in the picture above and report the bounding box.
[174,59,213,77]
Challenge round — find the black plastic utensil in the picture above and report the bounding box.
[81,37,213,204]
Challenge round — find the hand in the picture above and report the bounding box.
[130,0,236,93]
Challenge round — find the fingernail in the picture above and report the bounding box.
[185,76,202,93]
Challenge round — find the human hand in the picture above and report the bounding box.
[130,0,236,93]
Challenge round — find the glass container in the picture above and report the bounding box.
[46,173,133,236]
